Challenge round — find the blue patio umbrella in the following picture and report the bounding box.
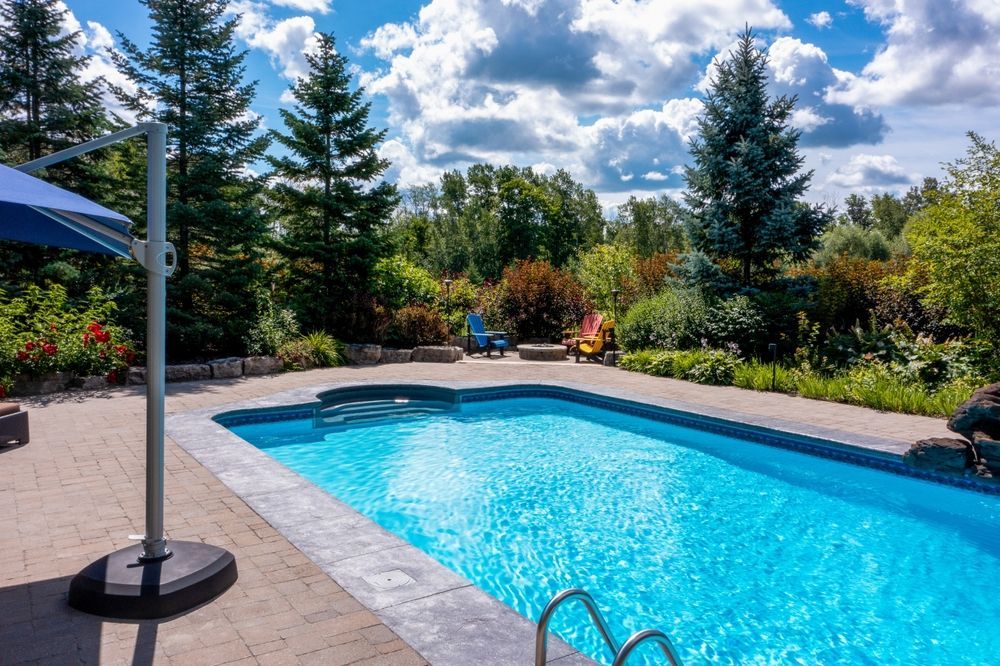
[0,163,134,256]
[0,123,235,620]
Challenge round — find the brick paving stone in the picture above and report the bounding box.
[1,360,950,665]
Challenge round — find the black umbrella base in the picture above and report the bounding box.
[68,541,237,619]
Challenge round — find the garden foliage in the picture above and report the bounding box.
[0,284,136,391]
[480,260,590,340]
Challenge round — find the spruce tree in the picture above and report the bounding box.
[267,33,397,336]
[0,0,109,165]
[685,28,830,287]
[0,0,119,288]
[111,0,270,358]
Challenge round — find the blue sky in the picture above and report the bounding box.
[61,0,1000,209]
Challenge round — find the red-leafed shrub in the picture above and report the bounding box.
[481,260,590,339]
[385,304,449,347]
[633,252,677,298]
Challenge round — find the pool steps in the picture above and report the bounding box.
[535,588,682,666]
[314,399,457,426]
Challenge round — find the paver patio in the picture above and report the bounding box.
[0,357,952,665]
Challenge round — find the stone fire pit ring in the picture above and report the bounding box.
[518,344,568,361]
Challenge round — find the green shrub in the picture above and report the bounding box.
[686,349,739,385]
[620,348,737,384]
[277,332,344,370]
[482,260,590,339]
[705,295,766,355]
[814,225,891,266]
[733,361,795,392]
[440,277,479,335]
[372,255,441,309]
[385,304,449,347]
[245,296,300,356]
[617,287,709,352]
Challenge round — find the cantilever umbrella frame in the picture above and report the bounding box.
[7,123,237,619]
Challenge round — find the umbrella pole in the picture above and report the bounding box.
[141,123,169,561]
[52,123,238,619]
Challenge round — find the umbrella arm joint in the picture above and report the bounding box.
[131,239,176,277]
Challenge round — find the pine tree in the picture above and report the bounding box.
[267,33,397,336]
[0,0,109,165]
[111,0,271,358]
[0,0,120,290]
[685,27,830,287]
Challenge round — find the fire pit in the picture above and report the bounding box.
[518,344,567,361]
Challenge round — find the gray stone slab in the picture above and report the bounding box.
[377,585,580,666]
[242,484,355,528]
[213,461,308,497]
[324,544,471,610]
[283,513,405,564]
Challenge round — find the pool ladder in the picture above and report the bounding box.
[534,589,683,666]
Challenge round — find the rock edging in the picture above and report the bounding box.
[903,382,1000,480]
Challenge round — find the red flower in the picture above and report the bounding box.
[42,343,57,356]
[106,369,119,383]
[25,341,35,351]
[82,332,91,346]
[16,351,28,362]
[87,321,103,334]
[95,331,111,344]
[114,344,127,355]
[126,352,137,365]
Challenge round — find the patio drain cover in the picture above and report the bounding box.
[363,569,414,590]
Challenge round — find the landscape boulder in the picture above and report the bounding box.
[412,346,463,363]
[165,364,212,383]
[948,382,1000,440]
[79,375,109,391]
[127,366,147,385]
[972,432,1000,476]
[902,437,975,474]
[379,349,413,364]
[344,344,381,365]
[243,356,283,375]
[208,357,244,379]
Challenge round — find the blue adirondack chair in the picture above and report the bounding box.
[466,313,509,357]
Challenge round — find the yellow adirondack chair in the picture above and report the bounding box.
[575,320,615,362]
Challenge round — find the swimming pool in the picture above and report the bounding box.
[223,388,1000,665]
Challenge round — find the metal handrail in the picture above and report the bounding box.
[534,588,684,666]
[534,588,621,666]
[612,629,683,666]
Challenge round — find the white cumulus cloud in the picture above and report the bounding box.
[827,153,914,189]
[828,0,1000,106]
[806,11,832,29]
[230,1,320,81]
[270,0,332,13]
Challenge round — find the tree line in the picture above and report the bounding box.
[4,6,987,363]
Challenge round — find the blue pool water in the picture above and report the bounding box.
[229,396,1000,665]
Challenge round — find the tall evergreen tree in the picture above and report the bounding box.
[267,33,397,337]
[0,0,120,290]
[685,27,830,287]
[0,0,109,165]
[111,0,270,358]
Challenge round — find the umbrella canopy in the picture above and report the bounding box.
[0,163,133,257]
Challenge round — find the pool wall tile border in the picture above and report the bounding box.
[168,379,987,666]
